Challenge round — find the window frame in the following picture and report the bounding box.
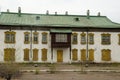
[81,32,86,44]
[24,32,30,44]
[42,32,48,44]
[72,33,78,44]
[33,32,39,44]
[101,33,111,45]
[4,31,16,43]
[88,33,94,44]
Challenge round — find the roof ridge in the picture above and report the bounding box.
[1,12,106,17]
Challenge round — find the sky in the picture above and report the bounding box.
[0,0,120,23]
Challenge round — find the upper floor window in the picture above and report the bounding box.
[72,33,78,44]
[101,33,111,45]
[24,32,30,44]
[4,31,16,43]
[42,32,48,44]
[88,33,94,44]
[81,32,86,44]
[56,34,67,42]
[33,32,39,44]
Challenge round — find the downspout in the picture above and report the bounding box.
[70,33,72,64]
[30,26,33,62]
[86,28,89,67]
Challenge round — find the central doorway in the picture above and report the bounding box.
[57,50,63,62]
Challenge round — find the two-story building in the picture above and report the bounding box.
[0,7,120,63]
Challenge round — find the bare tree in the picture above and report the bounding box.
[0,63,21,80]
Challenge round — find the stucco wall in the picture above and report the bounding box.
[0,30,120,63]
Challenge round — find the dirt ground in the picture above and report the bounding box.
[1,63,120,80]
[18,72,120,80]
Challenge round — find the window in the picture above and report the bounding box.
[101,49,111,61]
[56,34,67,42]
[4,31,16,43]
[81,49,86,61]
[88,33,94,44]
[72,33,78,44]
[33,32,39,44]
[24,48,29,61]
[4,48,15,61]
[24,32,30,44]
[33,48,38,61]
[41,48,47,61]
[81,32,86,44]
[118,34,120,45]
[101,33,111,45]
[89,49,94,61]
[72,49,78,61]
[42,32,48,44]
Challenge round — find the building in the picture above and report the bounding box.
[0,7,120,63]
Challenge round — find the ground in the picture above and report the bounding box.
[1,63,120,80]
[19,72,120,80]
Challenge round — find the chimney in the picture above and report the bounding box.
[87,10,90,19]
[97,12,101,16]
[18,7,21,17]
[55,12,57,15]
[46,10,49,15]
[65,11,68,15]
[7,9,10,13]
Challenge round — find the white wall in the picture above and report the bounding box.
[0,30,120,63]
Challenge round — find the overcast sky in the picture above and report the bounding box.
[0,0,120,23]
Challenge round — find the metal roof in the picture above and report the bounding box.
[0,12,120,28]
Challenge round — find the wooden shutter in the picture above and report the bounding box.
[41,48,47,61]
[81,49,86,61]
[72,49,78,61]
[24,48,29,61]
[89,49,94,61]
[33,49,38,61]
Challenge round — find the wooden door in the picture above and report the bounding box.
[57,50,63,62]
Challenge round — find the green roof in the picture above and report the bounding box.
[0,12,120,28]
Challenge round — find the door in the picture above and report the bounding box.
[57,50,63,62]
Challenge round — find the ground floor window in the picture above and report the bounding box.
[33,48,38,61]
[41,48,47,61]
[89,49,94,61]
[4,48,15,61]
[101,49,111,61]
[72,49,78,61]
[24,48,29,61]
[81,49,86,61]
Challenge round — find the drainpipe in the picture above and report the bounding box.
[86,28,89,67]
[30,26,33,62]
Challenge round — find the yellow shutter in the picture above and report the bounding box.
[72,49,78,61]
[4,49,9,61]
[89,49,94,61]
[41,48,47,61]
[33,49,38,61]
[24,49,29,61]
[4,48,15,61]
[81,49,86,61]
[102,49,111,61]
